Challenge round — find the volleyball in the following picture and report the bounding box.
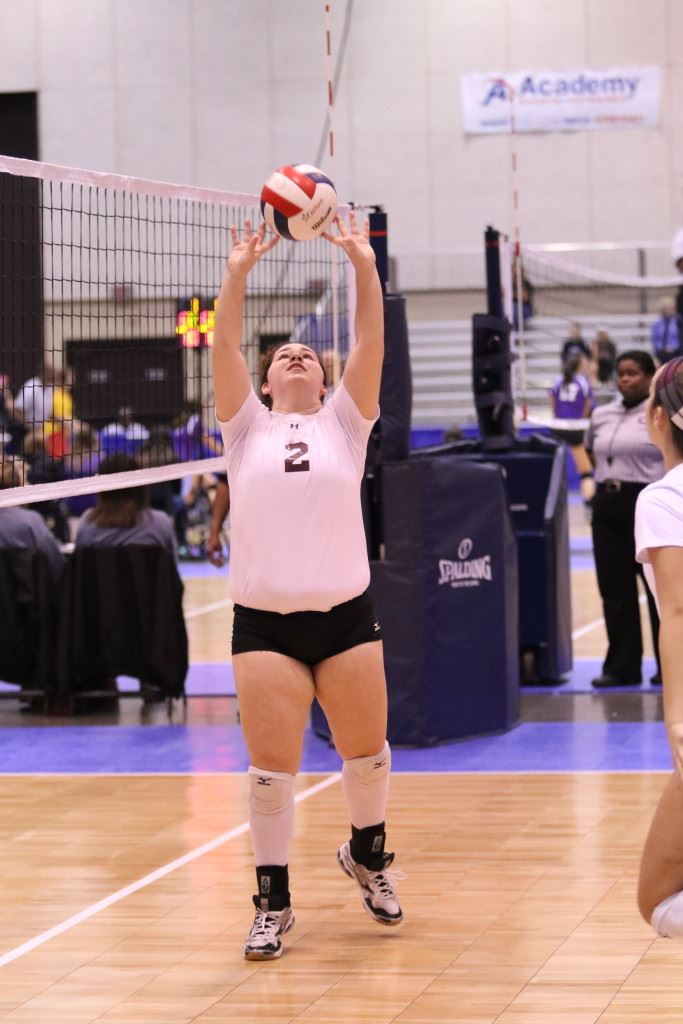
[260,164,337,242]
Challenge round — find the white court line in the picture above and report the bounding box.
[184,598,233,620]
[571,593,647,640]
[0,772,341,968]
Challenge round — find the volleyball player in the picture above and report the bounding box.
[634,356,683,936]
[212,213,402,961]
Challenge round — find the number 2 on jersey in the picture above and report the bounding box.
[284,441,310,473]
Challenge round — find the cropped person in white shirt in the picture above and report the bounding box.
[213,213,402,961]
[634,356,683,937]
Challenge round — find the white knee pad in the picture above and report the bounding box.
[651,890,683,938]
[247,766,295,867]
[247,766,295,815]
[343,742,391,785]
[342,742,391,830]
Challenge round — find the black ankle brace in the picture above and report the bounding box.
[350,823,387,871]
[254,864,290,911]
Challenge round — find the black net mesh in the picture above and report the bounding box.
[0,160,349,507]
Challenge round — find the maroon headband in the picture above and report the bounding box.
[657,356,683,429]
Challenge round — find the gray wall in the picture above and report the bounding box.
[1,0,681,289]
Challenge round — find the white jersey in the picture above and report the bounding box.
[635,462,683,611]
[219,383,377,613]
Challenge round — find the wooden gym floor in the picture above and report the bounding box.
[0,500,678,1023]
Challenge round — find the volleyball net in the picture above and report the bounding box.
[0,155,351,509]
[503,241,683,416]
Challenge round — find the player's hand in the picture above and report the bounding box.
[227,219,279,278]
[666,720,683,780]
[322,211,376,274]
[206,531,226,568]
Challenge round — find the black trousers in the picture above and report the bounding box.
[591,485,661,681]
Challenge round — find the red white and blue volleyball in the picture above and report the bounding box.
[260,164,337,241]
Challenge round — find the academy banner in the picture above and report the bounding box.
[461,66,661,135]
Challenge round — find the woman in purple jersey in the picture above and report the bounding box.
[212,213,402,961]
[549,352,595,508]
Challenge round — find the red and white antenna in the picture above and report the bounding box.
[505,79,528,420]
[324,4,336,172]
[324,2,341,386]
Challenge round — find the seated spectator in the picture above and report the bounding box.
[99,406,150,454]
[0,461,65,581]
[23,431,69,542]
[650,297,682,364]
[14,365,54,438]
[171,400,222,461]
[0,374,27,453]
[138,427,183,519]
[591,328,617,384]
[561,323,591,375]
[43,367,79,458]
[550,353,595,511]
[75,453,177,561]
[511,267,534,331]
[64,428,100,479]
[63,428,101,518]
[176,474,215,559]
[672,227,683,319]
[141,426,176,468]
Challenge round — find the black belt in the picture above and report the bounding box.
[596,479,646,493]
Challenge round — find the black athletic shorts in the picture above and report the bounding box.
[231,589,382,666]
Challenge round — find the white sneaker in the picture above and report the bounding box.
[338,841,404,926]
[243,903,294,960]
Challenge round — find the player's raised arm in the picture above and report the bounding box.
[213,220,279,422]
[323,213,384,419]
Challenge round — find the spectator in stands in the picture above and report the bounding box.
[14,365,55,438]
[23,431,69,542]
[43,366,77,458]
[671,228,683,321]
[511,262,534,330]
[591,328,617,384]
[62,428,101,519]
[550,353,596,509]
[138,427,183,520]
[585,351,664,688]
[172,400,222,461]
[64,427,100,479]
[0,374,27,453]
[100,406,150,450]
[75,453,177,561]
[561,323,591,376]
[0,461,65,580]
[651,298,682,365]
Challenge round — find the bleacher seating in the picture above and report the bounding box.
[408,313,658,428]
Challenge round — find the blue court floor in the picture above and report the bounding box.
[0,494,671,777]
[0,718,671,775]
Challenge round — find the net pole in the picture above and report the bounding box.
[508,83,528,420]
[324,2,341,388]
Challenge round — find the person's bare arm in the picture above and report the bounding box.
[323,213,383,419]
[213,221,278,422]
[650,546,683,777]
[207,479,231,568]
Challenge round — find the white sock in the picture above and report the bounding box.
[342,742,391,829]
[651,890,683,938]
[247,766,295,866]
